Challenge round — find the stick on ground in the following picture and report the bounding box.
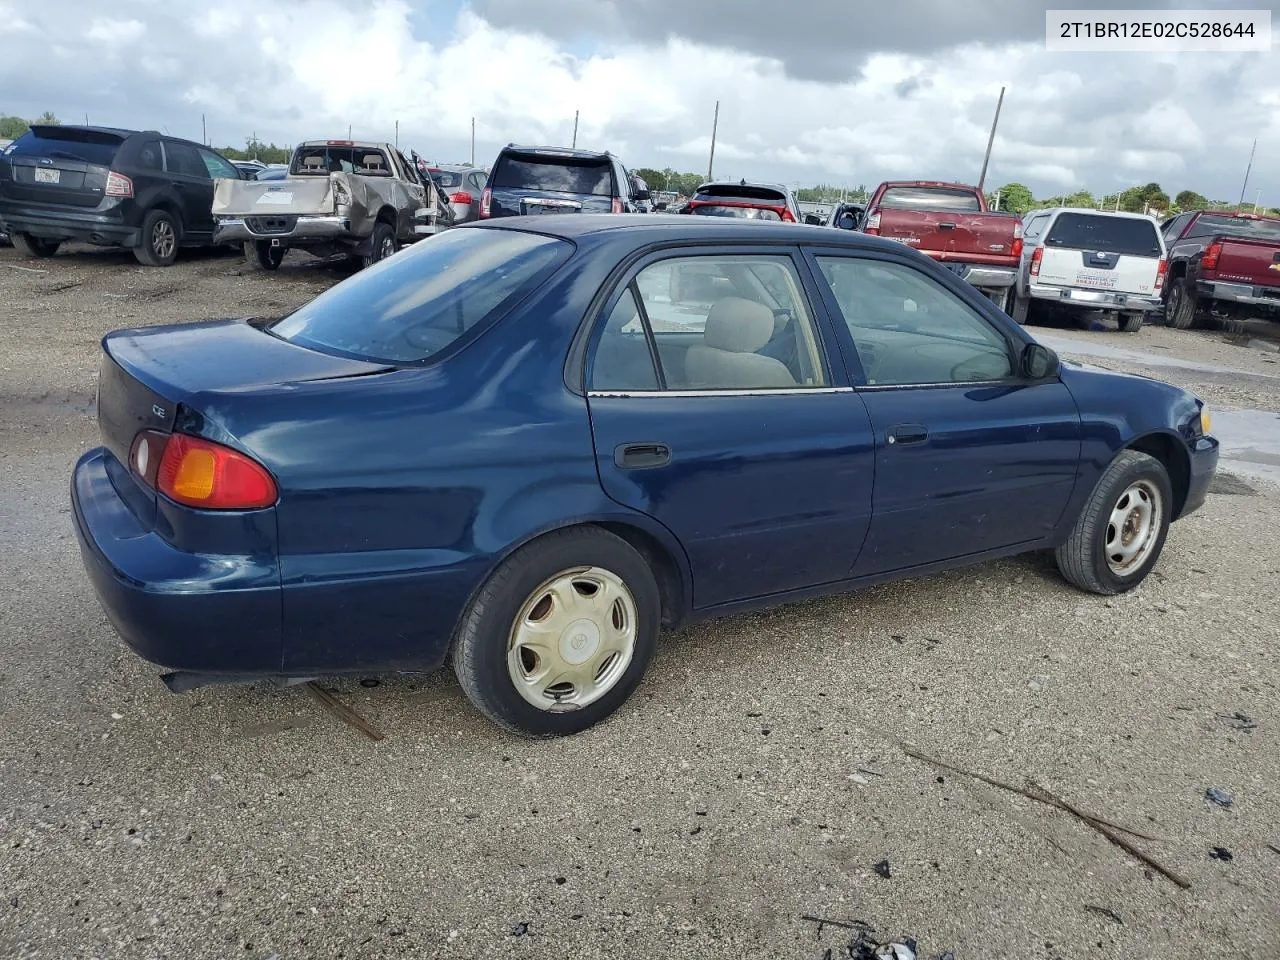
[305,681,386,742]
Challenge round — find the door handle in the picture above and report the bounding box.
[938,221,956,230]
[886,424,928,445]
[615,442,671,469]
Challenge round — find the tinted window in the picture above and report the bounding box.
[818,257,1013,386]
[1022,213,1049,240]
[432,170,463,188]
[165,141,209,179]
[200,149,239,179]
[7,128,121,166]
[690,205,782,220]
[878,187,981,212]
[1045,213,1161,256]
[1186,214,1280,242]
[492,155,613,196]
[136,140,163,172]
[270,229,569,364]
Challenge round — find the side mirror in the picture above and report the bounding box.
[836,213,857,230]
[1021,342,1059,379]
[654,201,668,211]
[803,213,823,225]
[631,184,651,201]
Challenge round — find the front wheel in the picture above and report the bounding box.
[452,527,661,736]
[12,233,61,258]
[1055,450,1172,595]
[1119,311,1144,333]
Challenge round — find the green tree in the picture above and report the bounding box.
[1062,189,1095,208]
[0,115,28,139]
[989,182,1034,214]
[674,172,703,196]
[1174,190,1209,211]
[632,167,666,191]
[35,111,59,126]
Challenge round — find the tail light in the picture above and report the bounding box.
[1202,242,1221,269]
[479,188,491,218]
[864,212,881,234]
[1154,257,1168,291]
[130,431,276,510]
[1013,221,1024,239]
[449,191,473,205]
[1011,237,1023,259]
[1030,246,1044,277]
[779,207,796,223]
[105,171,133,198]
[611,197,624,213]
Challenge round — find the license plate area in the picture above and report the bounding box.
[34,168,61,185]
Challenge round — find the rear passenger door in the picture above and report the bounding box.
[584,247,876,609]
[162,140,214,240]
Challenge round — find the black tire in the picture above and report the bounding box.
[1119,311,1144,333]
[989,287,1013,314]
[133,208,180,267]
[1010,291,1030,325]
[1055,450,1173,595]
[12,232,60,258]
[361,221,396,269]
[452,526,661,737]
[245,240,285,271]
[1166,279,1199,329]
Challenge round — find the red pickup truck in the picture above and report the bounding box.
[859,180,1023,309]
[1161,210,1280,328]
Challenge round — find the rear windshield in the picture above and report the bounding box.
[292,145,392,176]
[269,229,570,364]
[1186,214,1280,242]
[6,127,122,166]
[690,204,782,221]
[878,186,981,212]
[1045,213,1162,256]
[431,170,463,188]
[697,184,787,203]
[492,155,613,196]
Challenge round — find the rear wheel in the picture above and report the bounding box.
[1166,279,1199,329]
[133,209,179,267]
[1119,311,1144,333]
[246,240,285,271]
[361,221,396,269]
[12,233,61,258]
[452,527,661,737]
[989,287,1013,314]
[1010,291,1030,325]
[1055,450,1172,595]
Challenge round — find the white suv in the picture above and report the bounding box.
[1012,208,1167,332]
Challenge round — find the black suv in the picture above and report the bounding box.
[0,125,244,266]
[480,145,648,219]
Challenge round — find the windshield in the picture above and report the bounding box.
[878,186,981,212]
[7,128,121,166]
[1187,214,1280,243]
[1045,213,1162,256]
[270,229,570,363]
[690,204,782,220]
[492,155,613,196]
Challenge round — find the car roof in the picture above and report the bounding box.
[468,213,903,248]
[500,144,612,161]
[1036,207,1160,223]
[698,180,790,193]
[297,140,389,149]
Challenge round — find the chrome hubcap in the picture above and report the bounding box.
[507,566,637,712]
[153,220,175,258]
[1105,480,1162,575]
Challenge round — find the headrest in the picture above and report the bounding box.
[704,297,775,353]
[606,295,639,331]
[363,155,385,167]
[302,156,324,168]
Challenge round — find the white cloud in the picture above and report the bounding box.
[85,17,145,44]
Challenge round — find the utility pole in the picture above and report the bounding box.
[347,123,352,141]
[571,110,579,149]
[394,120,398,148]
[470,117,475,166]
[201,113,206,145]
[707,100,720,182]
[1237,137,1256,209]
[976,86,1005,191]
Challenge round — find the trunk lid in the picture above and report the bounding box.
[1,125,123,208]
[1039,213,1164,296]
[212,177,338,218]
[1207,237,1280,288]
[876,210,1019,264]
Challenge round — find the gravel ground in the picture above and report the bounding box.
[1,245,1278,960]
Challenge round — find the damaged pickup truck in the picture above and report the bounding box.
[211,139,450,271]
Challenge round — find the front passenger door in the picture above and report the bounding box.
[810,253,1081,577]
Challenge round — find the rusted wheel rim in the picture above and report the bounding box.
[1105,480,1162,575]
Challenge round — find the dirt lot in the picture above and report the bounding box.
[1,244,1278,960]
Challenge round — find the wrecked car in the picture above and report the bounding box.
[211,139,450,270]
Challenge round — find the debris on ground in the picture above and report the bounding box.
[1084,904,1123,924]
[304,681,385,742]
[903,744,1190,889]
[1214,710,1256,732]
[801,917,929,960]
[1209,846,1234,861]
[1205,787,1233,809]
[874,859,892,879]
[512,922,529,937]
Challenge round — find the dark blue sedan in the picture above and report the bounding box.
[72,216,1219,736]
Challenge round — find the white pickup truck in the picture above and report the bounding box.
[212,139,449,270]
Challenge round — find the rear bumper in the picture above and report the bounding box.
[942,263,1018,289]
[0,202,138,246]
[71,448,283,674]
[1179,435,1219,520]
[1028,282,1163,312]
[213,215,351,245]
[1196,280,1280,309]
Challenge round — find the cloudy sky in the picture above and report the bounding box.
[1,0,1277,202]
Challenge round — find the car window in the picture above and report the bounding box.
[270,229,571,364]
[1185,213,1280,242]
[1022,214,1048,240]
[596,255,828,390]
[292,145,391,176]
[136,140,163,172]
[200,149,239,180]
[492,155,614,196]
[590,287,661,391]
[469,172,486,191]
[877,186,981,212]
[432,171,462,188]
[7,128,122,166]
[690,205,782,220]
[817,257,1014,386]
[165,141,209,179]
[1044,213,1161,256]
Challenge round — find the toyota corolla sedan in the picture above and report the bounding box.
[72,216,1218,737]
